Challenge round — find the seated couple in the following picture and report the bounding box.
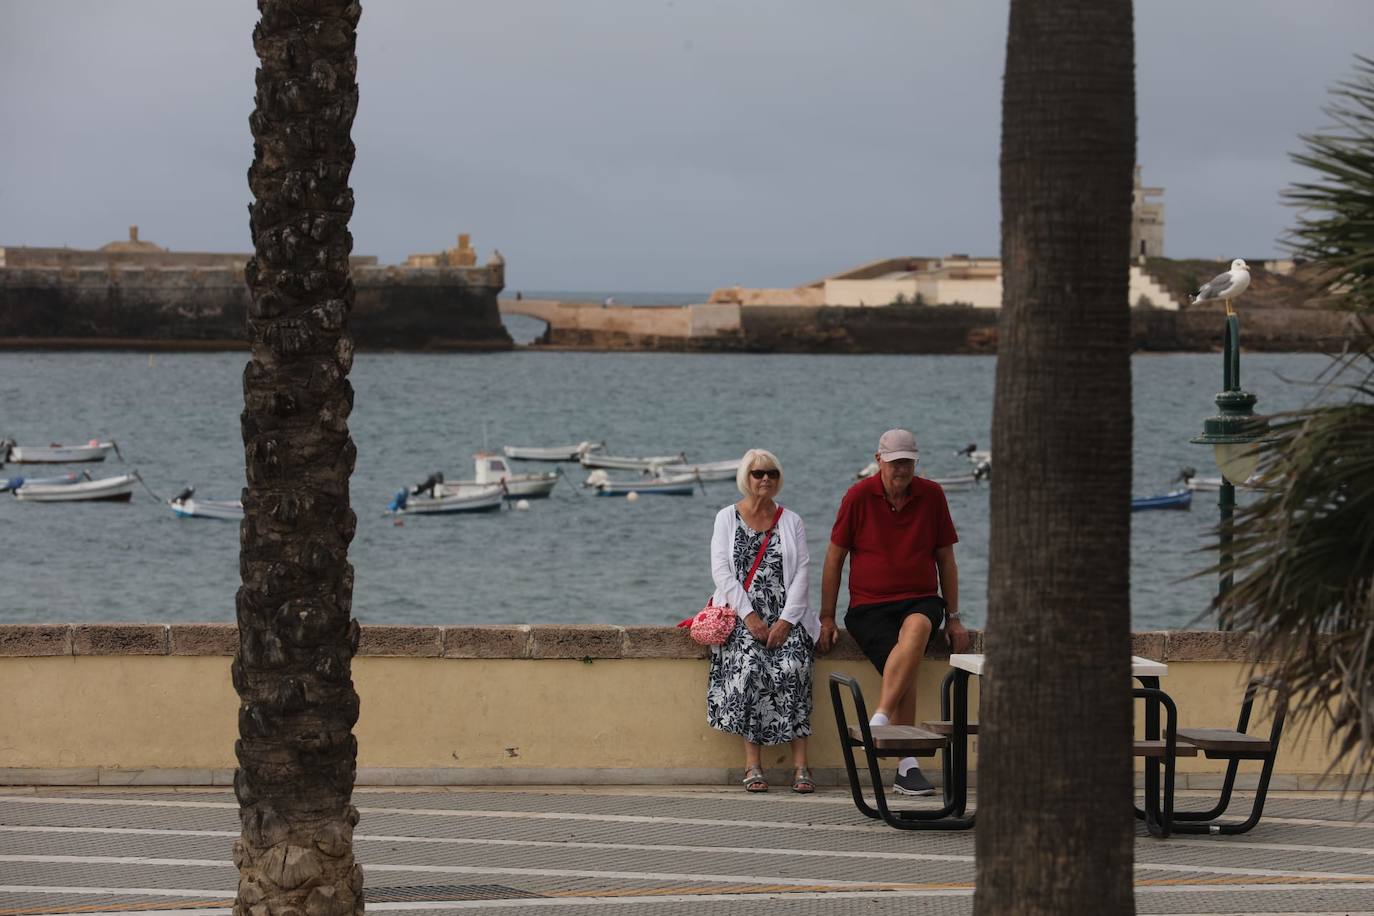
[705,429,970,795]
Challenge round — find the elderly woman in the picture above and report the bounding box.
[707,448,818,793]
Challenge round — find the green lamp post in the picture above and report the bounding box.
[1191,314,1267,629]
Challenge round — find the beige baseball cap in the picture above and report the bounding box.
[878,428,920,461]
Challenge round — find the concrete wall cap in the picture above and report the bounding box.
[169,624,238,656]
[0,624,1262,661]
[621,626,709,659]
[72,624,169,656]
[1164,629,1253,661]
[528,625,624,659]
[442,625,532,659]
[357,625,443,657]
[0,625,73,657]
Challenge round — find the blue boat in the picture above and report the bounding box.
[1,471,83,493]
[1131,489,1192,512]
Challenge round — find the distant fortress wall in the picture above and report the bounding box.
[0,228,512,350]
[0,263,512,350]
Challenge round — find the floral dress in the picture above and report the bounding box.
[706,510,814,745]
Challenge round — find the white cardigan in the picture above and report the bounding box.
[710,504,817,641]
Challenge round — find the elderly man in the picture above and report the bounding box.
[817,428,970,796]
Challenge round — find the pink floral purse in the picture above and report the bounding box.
[679,507,784,646]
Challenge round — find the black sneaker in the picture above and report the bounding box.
[893,767,936,797]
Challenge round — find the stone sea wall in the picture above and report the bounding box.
[0,264,512,351]
[520,302,1361,354]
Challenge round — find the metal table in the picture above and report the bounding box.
[946,653,1171,834]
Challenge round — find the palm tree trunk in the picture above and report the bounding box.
[234,3,364,915]
[975,1,1136,913]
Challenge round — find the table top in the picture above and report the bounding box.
[949,653,1167,678]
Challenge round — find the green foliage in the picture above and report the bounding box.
[1217,354,1374,774]
[1285,55,1374,313]
[1215,56,1374,781]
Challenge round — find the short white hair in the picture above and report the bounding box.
[736,448,784,496]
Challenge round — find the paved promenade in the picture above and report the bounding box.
[2,785,1373,914]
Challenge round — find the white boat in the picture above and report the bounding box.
[449,453,559,499]
[583,469,698,496]
[651,458,740,482]
[855,462,988,491]
[169,487,244,520]
[503,441,604,462]
[581,451,687,471]
[1,439,120,465]
[14,472,139,502]
[1,471,84,493]
[956,443,992,467]
[388,483,505,515]
[1178,467,1257,492]
[930,474,984,492]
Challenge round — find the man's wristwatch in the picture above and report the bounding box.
[946,610,961,619]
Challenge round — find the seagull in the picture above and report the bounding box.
[1191,258,1251,316]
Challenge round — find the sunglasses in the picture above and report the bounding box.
[750,469,781,480]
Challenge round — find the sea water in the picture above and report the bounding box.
[0,346,1330,629]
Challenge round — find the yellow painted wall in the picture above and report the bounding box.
[0,654,1335,777]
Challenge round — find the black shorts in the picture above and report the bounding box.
[844,596,946,674]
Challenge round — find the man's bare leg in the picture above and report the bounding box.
[876,613,932,722]
[874,614,936,795]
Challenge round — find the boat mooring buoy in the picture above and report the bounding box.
[626,491,640,502]
[515,499,531,511]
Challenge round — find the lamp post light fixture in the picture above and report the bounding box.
[1191,314,1267,630]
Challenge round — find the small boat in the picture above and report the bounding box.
[651,458,740,482]
[583,469,698,496]
[929,474,984,493]
[1177,466,1256,492]
[503,441,604,462]
[1131,490,1192,512]
[1,438,120,465]
[581,450,687,471]
[14,471,139,502]
[169,486,244,520]
[449,453,559,499]
[855,461,989,491]
[1,471,84,493]
[956,443,992,467]
[387,476,504,515]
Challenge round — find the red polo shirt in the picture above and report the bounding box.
[830,474,958,607]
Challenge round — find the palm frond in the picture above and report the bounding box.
[1209,56,1374,784]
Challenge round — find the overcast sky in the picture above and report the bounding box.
[1,1,1369,292]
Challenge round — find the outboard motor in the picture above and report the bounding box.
[388,488,409,513]
[956,443,978,458]
[0,438,13,465]
[972,460,991,482]
[172,486,195,504]
[1176,465,1198,485]
[411,472,444,497]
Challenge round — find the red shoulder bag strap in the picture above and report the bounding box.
[742,507,785,591]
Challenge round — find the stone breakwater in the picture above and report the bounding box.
[0,264,512,351]
[504,299,1363,354]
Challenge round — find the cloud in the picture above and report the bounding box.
[2,0,1371,290]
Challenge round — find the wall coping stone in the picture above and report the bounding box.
[0,625,73,657]
[0,624,1263,661]
[72,624,169,656]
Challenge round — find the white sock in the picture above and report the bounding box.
[869,711,890,727]
[898,757,920,775]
